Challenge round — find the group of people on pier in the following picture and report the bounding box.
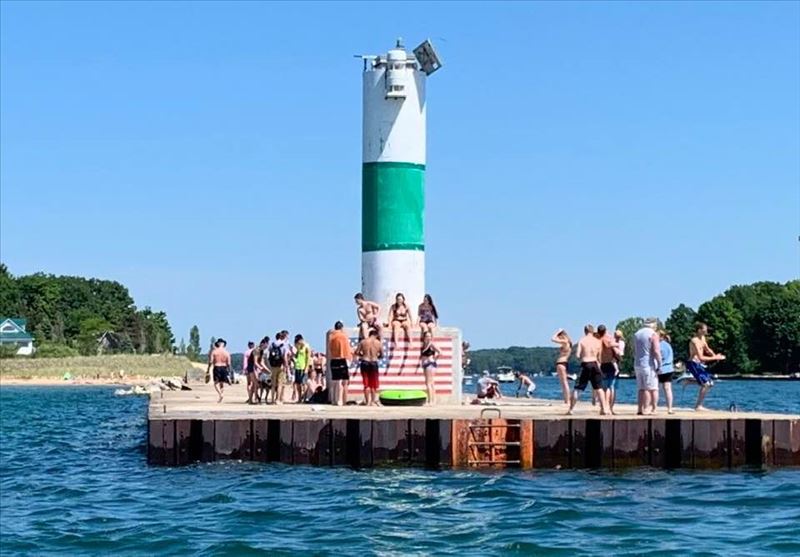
[547,319,724,415]
[207,296,724,412]
[206,292,442,405]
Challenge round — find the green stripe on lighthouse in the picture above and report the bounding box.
[362,162,425,252]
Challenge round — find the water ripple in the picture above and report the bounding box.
[1,386,799,556]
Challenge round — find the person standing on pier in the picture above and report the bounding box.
[208,339,232,403]
[551,329,572,405]
[267,332,289,404]
[568,325,608,415]
[688,323,726,411]
[420,330,441,405]
[633,318,662,415]
[312,351,326,380]
[597,325,619,414]
[253,336,269,403]
[292,334,312,403]
[656,330,675,414]
[244,341,256,404]
[328,321,353,406]
[355,329,383,406]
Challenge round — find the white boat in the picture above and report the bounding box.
[495,366,515,383]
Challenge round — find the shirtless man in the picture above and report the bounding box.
[355,329,383,406]
[514,371,536,399]
[207,339,232,403]
[688,323,726,411]
[568,325,608,415]
[597,325,619,414]
[312,351,326,380]
[354,293,381,340]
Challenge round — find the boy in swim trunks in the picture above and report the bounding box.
[688,323,726,411]
[355,329,383,406]
[354,293,381,340]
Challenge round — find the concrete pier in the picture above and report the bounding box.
[148,384,800,470]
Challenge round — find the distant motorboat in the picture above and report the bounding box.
[567,373,577,382]
[495,366,515,383]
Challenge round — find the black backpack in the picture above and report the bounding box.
[268,343,283,366]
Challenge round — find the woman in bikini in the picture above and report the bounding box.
[551,328,572,404]
[389,292,412,344]
[417,294,439,335]
[419,331,441,405]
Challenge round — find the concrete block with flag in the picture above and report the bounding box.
[326,327,463,404]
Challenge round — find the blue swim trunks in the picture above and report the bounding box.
[600,362,617,389]
[686,360,713,386]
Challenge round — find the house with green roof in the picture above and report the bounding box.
[0,318,35,356]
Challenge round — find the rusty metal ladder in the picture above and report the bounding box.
[467,408,521,467]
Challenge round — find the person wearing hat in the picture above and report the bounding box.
[207,338,232,403]
[633,318,662,415]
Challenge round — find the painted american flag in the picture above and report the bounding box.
[344,335,457,398]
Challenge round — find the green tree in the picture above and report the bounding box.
[187,325,201,361]
[0,263,22,317]
[665,304,697,362]
[178,338,186,355]
[77,317,112,355]
[757,286,800,373]
[697,295,750,373]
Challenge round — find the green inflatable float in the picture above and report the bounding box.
[379,389,427,407]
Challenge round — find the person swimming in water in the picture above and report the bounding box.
[389,292,412,345]
[354,292,381,340]
[419,330,441,405]
[551,329,572,405]
[417,294,439,335]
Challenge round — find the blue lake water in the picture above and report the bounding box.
[1,382,798,556]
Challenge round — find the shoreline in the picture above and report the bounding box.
[0,377,170,387]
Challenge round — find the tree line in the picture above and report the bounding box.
[0,264,175,357]
[468,280,799,376]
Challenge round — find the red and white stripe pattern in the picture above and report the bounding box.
[345,336,455,397]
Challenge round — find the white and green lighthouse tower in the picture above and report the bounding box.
[361,39,442,320]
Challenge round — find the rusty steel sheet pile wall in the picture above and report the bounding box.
[149,417,799,470]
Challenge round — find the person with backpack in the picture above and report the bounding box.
[268,331,289,404]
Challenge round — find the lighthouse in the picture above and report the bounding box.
[361,38,442,320]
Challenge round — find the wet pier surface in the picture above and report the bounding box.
[148,384,800,470]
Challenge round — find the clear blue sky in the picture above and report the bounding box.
[2,1,799,351]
